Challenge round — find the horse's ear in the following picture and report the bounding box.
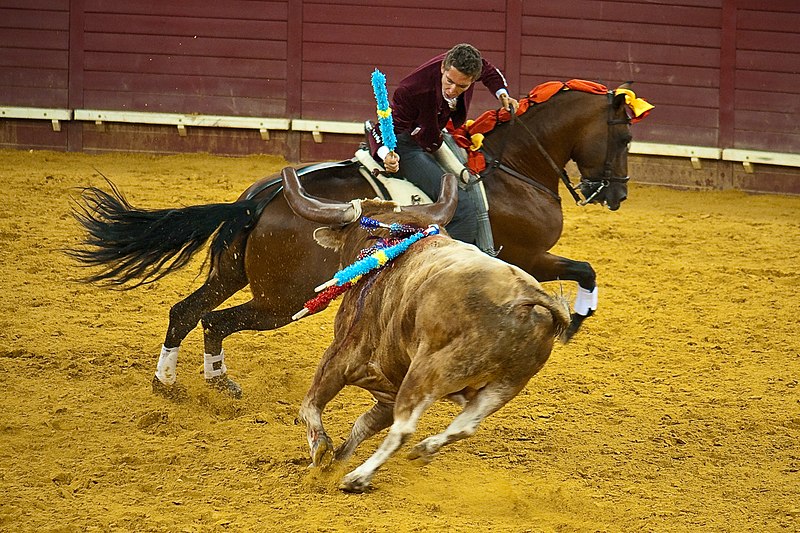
[613,81,633,109]
[312,226,344,250]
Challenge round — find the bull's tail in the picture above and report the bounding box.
[68,180,268,289]
[518,288,572,340]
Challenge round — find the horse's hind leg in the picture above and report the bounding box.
[153,254,247,400]
[199,299,296,398]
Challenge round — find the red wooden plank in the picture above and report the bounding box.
[302,43,469,68]
[0,48,68,70]
[0,87,68,107]
[83,89,286,116]
[737,50,800,74]
[523,1,721,27]
[735,70,799,94]
[718,0,736,148]
[81,123,291,157]
[0,8,69,31]
[737,30,799,53]
[302,81,375,105]
[83,0,288,21]
[1,0,68,9]
[83,71,287,100]
[303,62,380,83]
[520,36,719,68]
[83,33,287,60]
[734,167,800,196]
[2,29,69,50]
[504,0,523,94]
[286,0,302,120]
[735,109,798,133]
[632,123,718,147]
[84,14,287,41]
[522,16,722,48]
[737,8,800,32]
[735,89,800,114]
[303,0,505,10]
[302,4,506,31]
[737,0,800,12]
[0,67,68,89]
[84,52,287,79]
[68,0,85,151]
[520,57,720,89]
[301,23,505,52]
[0,120,68,151]
[734,130,799,153]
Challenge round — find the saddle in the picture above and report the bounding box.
[359,122,497,254]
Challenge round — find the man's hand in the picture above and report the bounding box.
[499,93,519,114]
[384,151,400,173]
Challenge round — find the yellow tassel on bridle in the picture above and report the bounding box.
[614,88,654,118]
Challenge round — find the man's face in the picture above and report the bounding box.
[441,66,474,100]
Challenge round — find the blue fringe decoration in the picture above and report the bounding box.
[371,69,397,152]
[330,225,440,286]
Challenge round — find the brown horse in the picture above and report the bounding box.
[70,83,636,399]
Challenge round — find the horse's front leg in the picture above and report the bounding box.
[522,252,597,340]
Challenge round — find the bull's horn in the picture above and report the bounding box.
[404,173,459,227]
[281,167,360,225]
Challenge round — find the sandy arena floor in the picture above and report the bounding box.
[0,149,798,532]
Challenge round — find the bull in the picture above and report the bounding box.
[282,167,570,493]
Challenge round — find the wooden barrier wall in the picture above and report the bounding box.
[1,0,798,193]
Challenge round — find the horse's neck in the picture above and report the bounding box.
[487,94,587,185]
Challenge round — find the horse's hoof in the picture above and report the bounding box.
[563,311,592,342]
[151,376,188,402]
[339,473,372,493]
[206,374,242,399]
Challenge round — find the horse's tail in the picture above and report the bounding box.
[68,180,270,288]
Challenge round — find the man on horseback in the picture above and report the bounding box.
[376,43,519,247]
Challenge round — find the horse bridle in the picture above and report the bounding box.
[482,92,631,206]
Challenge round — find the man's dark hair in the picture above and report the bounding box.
[443,43,483,80]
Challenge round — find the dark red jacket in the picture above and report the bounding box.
[392,53,508,152]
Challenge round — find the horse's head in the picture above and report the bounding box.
[572,86,633,211]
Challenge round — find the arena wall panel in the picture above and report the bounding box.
[0,0,798,193]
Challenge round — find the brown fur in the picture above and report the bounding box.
[295,190,571,492]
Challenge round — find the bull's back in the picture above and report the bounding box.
[385,240,568,368]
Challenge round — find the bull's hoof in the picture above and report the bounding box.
[151,376,188,402]
[407,443,436,465]
[206,374,242,399]
[339,473,372,494]
[310,434,334,468]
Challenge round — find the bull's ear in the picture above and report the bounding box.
[312,227,344,250]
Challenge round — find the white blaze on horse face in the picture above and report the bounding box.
[155,345,180,385]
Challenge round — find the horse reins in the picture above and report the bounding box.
[481,91,630,205]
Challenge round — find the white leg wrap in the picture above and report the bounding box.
[155,345,180,385]
[204,350,227,379]
[574,286,598,316]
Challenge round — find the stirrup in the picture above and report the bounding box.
[480,245,503,257]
